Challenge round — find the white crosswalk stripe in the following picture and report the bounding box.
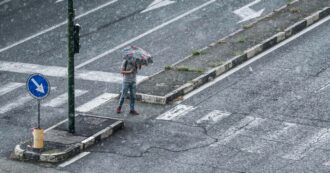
[0,82,24,96]
[0,95,33,114]
[323,160,330,166]
[76,93,118,113]
[281,128,330,160]
[0,61,147,83]
[264,122,297,140]
[43,90,88,107]
[241,122,297,153]
[157,104,196,121]
[211,116,265,147]
[196,110,231,125]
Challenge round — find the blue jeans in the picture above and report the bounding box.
[118,81,136,111]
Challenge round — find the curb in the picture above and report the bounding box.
[136,4,330,104]
[13,115,124,163]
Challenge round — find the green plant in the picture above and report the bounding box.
[208,61,224,68]
[192,50,206,56]
[237,36,245,43]
[218,40,226,44]
[165,65,172,70]
[287,0,294,4]
[243,24,253,29]
[196,68,205,74]
[176,66,190,72]
[234,51,243,56]
[175,66,205,73]
[289,7,300,13]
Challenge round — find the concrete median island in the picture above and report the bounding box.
[136,0,330,104]
[11,114,124,163]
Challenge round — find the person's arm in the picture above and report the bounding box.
[121,68,133,74]
[120,60,133,75]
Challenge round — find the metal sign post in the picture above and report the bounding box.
[26,73,50,149]
[37,100,41,129]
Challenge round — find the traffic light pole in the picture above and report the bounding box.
[68,0,75,133]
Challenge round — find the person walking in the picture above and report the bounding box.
[116,59,140,115]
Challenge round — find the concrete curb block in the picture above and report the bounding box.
[136,93,167,104]
[136,4,330,104]
[14,116,124,163]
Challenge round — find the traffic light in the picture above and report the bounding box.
[73,23,81,54]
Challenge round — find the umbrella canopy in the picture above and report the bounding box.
[122,46,153,66]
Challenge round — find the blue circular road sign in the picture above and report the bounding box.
[26,73,50,100]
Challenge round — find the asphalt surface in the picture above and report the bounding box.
[62,17,330,172]
[0,0,313,172]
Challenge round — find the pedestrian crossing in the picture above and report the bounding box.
[157,104,330,164]
[241,122,298,154]
[196,110,231,126]
[156,104,196,120]
[42,90,88,107]
[0,82,24,96]
[3,81,330,166]
[76,93,118,113]
[0,95,33,114]
[0,60,148,84]
[0,81,118,115]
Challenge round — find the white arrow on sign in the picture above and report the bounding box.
[233,0,265,23]
[31,78,45,93]
[141,0,176,14]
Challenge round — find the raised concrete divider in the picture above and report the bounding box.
[12,114,124,163]
[135,0,330,104]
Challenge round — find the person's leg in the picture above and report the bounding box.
[117,82,129,113]
[129,82,136,111]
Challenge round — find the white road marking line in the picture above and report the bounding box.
[75,0,216,69]
[317,82,330,92]
[58,152,90,168]
[0,61,67,76]
[181,16,330,102]
[196,110,231,124]
[211,116,265,147]
[281,128,330,160]
[75,70,147,84]
[233,0,264,23]
[0,0,10,6]
[0,0,118,53]
[45,118,68,132]
[0,82,24,96]
[323,160,330,166]
[0,61,147,83]
[43,90,88,107]
[141,0,176,14]
[241,122,297,153]
[0,95,33,114]
[157,104,195,121]
[76,93,118,113]
[55,0,64,3]
[241,141,265,154]
[264,122,297,140]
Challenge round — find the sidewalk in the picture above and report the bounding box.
[12,114,124,163]
[136,0,330,104]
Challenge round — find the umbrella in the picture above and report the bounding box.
[122,46,153,66]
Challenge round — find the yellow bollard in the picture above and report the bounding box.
[33,128,44,149]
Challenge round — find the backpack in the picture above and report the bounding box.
[124,60,128,71]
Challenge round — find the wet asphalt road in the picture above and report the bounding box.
[1,0,315,172]
[60,17,330,173]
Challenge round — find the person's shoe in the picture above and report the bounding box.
[129,110,139,115]
[116,107,122,114]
